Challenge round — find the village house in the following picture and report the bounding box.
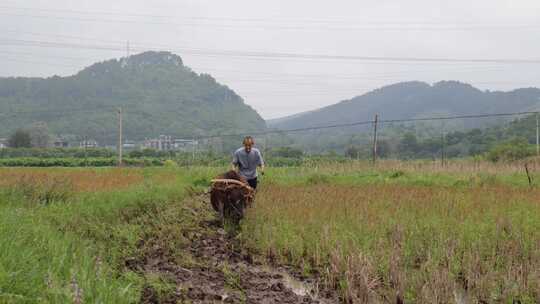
[142,136,197,151]
[79,139,99,149]
[173,139,197,151]
[144,135,173,151]
[53,138,69,148]
[123,140,137,150]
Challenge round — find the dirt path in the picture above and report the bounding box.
[138,194,338,304]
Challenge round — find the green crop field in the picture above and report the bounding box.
[0,161,539,303]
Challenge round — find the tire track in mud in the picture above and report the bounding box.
[138,194,339,304]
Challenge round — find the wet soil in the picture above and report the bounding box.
[137,195,338,304]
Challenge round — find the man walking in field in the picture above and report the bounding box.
[233,136,265,189]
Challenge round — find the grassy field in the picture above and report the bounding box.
[243,161,540,303]
[0,161,539,303]
[0,167,219,303]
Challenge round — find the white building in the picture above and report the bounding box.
[173,139,197,150]
[143,136,197,151]
[80,139,99,148]
[144,135,173,151]
[0,138,7,149]
[123,140,137,149]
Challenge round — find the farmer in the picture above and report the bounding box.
[232,136,265,189]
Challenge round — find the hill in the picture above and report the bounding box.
[268,81,540,130]
[0,51,266,145]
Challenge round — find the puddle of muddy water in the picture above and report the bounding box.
[258,266,316,298]
[281,272,311,296]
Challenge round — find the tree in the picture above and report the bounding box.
[486,138,533,162]
[8,129,32,148]
[377,140,391,158]
[398,132,419,158]
[345,145,361,159]
[28,122,50,148]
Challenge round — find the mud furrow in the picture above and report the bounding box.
[138,195,338,304]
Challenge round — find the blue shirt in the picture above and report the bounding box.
[233,147,264,180]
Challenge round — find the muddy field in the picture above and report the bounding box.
[135,194,338,304]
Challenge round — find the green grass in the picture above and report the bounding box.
[0,167,221,303]
[243,164,540,302]
[1,161,539,303]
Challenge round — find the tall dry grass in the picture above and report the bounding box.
[0,168,145,192]
[243,182,540,303]
[300,158,540,176]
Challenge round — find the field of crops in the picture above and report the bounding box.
[244,162,540,302]
[0,161,539,303]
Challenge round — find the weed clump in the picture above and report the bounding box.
[192,177,211,188]
[162,159,178,167]
[12,174,74,205]
[388,170,405,179]
[306,174,330,185]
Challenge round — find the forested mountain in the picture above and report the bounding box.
[269,81,540,130]
[0,51,266,144]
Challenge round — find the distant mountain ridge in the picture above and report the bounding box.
[0,51,266,144]
[268,81,540,130]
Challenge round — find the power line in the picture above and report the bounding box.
[1,47,521,84]
[3,31,510,68]
[3,51,531,88]
[380,112,540,124]
[0,50,92,61]
[0,57,81,68]
[188,111,540,140]
[2,5,540,28]
[2,38,540,64]
[1,106,537,145]
[1,7,539,32]
[0,107,116,117]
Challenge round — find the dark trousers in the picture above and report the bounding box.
[247,177,258,189]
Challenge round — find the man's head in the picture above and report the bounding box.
[243,136,254,153]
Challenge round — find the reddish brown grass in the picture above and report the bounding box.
[244,183,540,303]
[0,168,145,192]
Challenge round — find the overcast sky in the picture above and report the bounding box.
[1,0,540,119]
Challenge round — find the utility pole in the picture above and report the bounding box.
[117,107,123,167]
[536,113,539,157]
[372,114,379,163]
[441,124,446,167]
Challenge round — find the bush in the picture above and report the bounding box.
[486,138,534,162]
[0,147,115,158]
